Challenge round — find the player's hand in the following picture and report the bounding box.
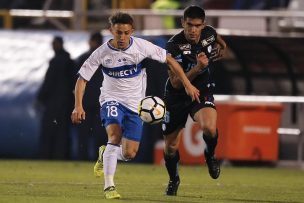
[196,52,209,70]
[210,44,225,61]
[71,106,86,124]
[185,83,200,103]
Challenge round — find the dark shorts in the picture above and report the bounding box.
[162,92,216,136]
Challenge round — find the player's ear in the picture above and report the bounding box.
[181,18,185,28]
[202,21,206,28]
[109,25,114,35]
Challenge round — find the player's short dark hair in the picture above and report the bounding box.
[109,12,134,27]
[183,5,205,21]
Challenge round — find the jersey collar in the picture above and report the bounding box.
[107,37,133,51]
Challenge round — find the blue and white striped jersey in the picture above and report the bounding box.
[78,36,167,113]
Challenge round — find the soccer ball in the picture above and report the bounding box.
[138,96,166,124]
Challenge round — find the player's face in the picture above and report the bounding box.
[110,23,134,49]
[182,18,205,44]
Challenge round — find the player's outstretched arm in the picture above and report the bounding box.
[167,52,208,89]
[210,35,227,61]
[166,54,200,103]
[71,76,87,124]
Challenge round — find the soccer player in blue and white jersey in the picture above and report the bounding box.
[71,12,200,199]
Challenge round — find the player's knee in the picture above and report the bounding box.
[123,150,137,160]
[107,134,121,145]
[201,125,217,137]
[165,144,177,156]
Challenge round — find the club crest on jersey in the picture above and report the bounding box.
[105,58,113,65]
[201,35,215,47]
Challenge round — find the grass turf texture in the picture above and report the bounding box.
[0,160,303,203]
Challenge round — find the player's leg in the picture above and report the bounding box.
[100,138,139,164]
[162,97,189,196]
[119,109,143,160]
[96,101,125,199]
[193,107,217,154]
[120,138,140,160]
[163,128,182,196]
[102,123,122,199]
[193,106,220,179]
[104,103,142,199]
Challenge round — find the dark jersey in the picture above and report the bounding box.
[165,25,218,96]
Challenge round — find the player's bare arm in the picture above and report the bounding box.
[71,76,87,124]
[168,52,209,89]
[166,54,200,102]
[210,35,227,61]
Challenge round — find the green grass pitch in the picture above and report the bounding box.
[0,160,303,203]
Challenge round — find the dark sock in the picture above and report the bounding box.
[203,130,218,156]
[164,151,180,181]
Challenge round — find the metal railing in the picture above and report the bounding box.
[1,8,304,31]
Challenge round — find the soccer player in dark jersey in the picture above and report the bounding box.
[162,5,227,196]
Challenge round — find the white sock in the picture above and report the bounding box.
[116,145,130,161]
[103,144,119,190]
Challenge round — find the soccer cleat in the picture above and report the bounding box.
[204,150,220,179]
[104,186,121,199]
[94,145,106,177]
[165,177,180,196]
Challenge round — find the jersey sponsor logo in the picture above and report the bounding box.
[201,35,215,47]
[103,63,142,78]
[202,40,208,46]
[162,123,166,131]
[183,50,191,55]
[207,83,215,88]
[204,101,215,106]
[106,101,119,106]
[162,111,170,131]
[179,44,191,50]
[207,45,212,53]
[163,111,170,123]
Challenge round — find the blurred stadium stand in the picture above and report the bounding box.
[0,0,303,165]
